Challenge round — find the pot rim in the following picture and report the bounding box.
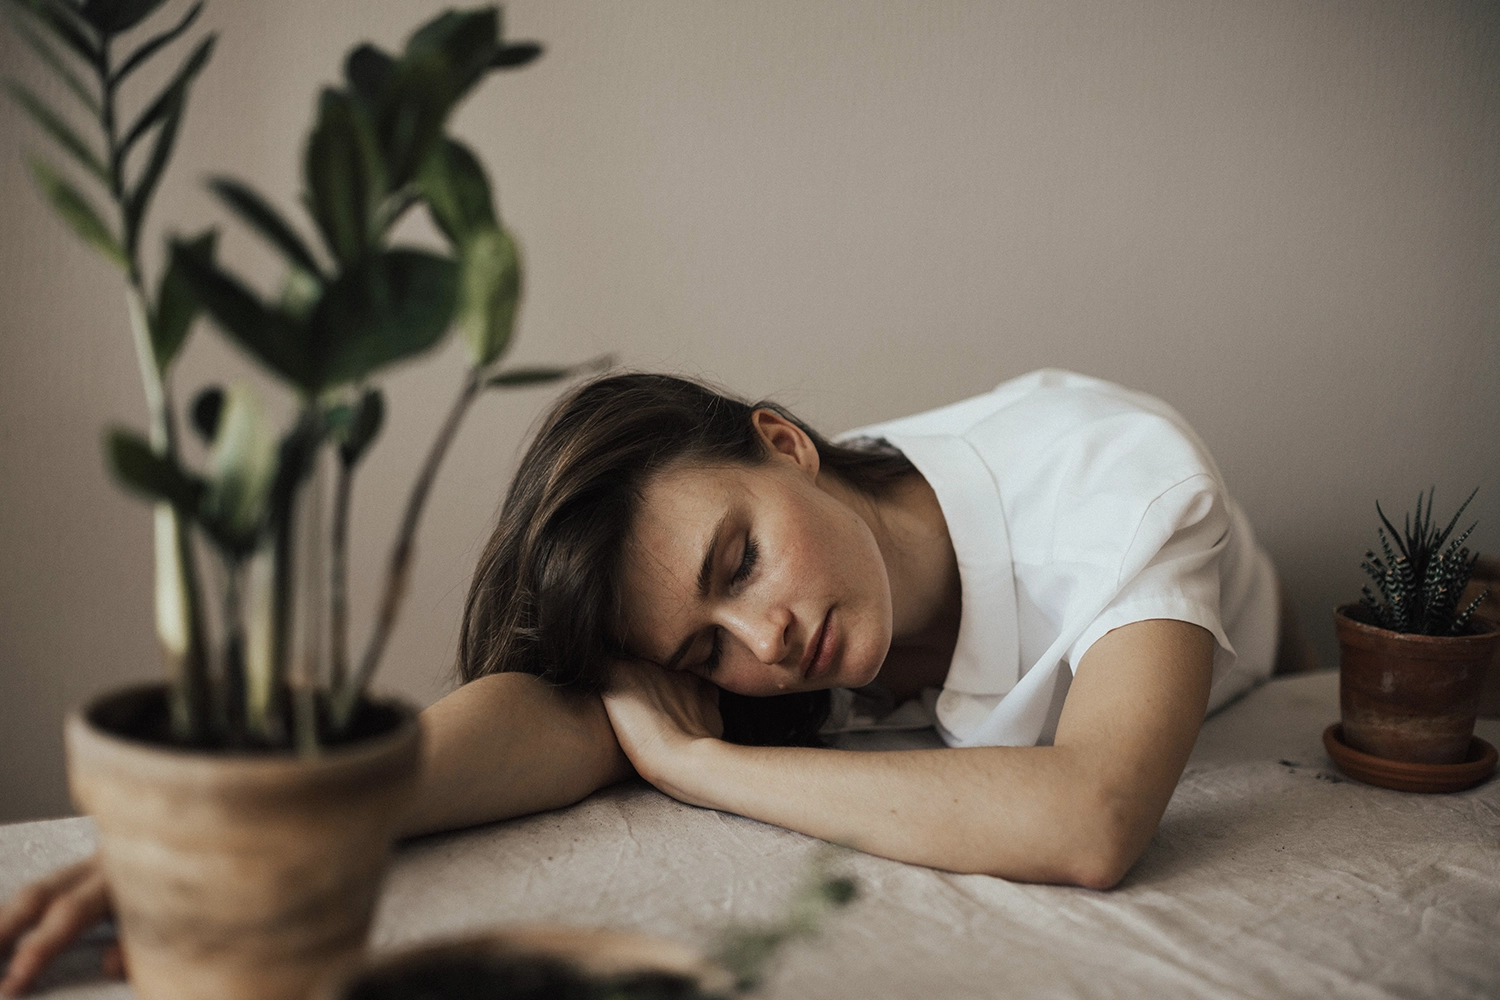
[66,682,422,793]
[1334,603,1500,646]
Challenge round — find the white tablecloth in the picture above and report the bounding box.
[3,671,1498,999]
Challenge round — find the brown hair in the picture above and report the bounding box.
[458,372,914,746]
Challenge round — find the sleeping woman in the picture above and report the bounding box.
[0,368,1284,994]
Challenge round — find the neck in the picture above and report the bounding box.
[824,470,961,651]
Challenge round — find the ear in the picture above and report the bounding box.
[750,409,821,478]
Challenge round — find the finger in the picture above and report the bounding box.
[0,859,95,949]
[0,869,110,998]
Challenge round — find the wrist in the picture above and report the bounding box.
[646,735,732,809]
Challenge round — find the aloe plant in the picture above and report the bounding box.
[9,1,600,750]
[1360,487,1490,636]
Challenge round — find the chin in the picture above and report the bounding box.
[841,642,887,689]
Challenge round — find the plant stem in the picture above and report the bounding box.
[329,456,354,691]
[101,31,209,742]
[335,367,482,729]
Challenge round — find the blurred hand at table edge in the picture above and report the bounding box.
[0,856,124,997]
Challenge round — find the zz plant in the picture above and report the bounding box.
[1359,487,1490,636]
[8,0,596,750]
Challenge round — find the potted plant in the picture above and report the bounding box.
[1328,488,1499,789]
[7,2,596,997]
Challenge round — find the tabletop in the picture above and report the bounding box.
[3,670,1498,999]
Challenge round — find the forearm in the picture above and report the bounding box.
[399,672,633,839]
[656,740,1130,886]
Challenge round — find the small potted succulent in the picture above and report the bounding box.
[7,2,594,997]
[1329,488,1499,787]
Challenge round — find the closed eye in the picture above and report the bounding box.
[700,627,726,674]
[731,535,759,587]
[698,536,758,675]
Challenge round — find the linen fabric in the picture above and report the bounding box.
[829,369,1279,747]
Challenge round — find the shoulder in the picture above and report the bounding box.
[852,369,1222,502]
[857,370,1231,569]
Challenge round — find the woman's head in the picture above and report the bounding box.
[458,372,914,745]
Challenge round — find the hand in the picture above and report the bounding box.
[0,855,124,997]
[601,659,724,803]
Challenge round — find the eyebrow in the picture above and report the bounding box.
[659,508,731,671]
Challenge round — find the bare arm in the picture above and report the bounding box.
[605,618,1214,888]
[400,670,633,838]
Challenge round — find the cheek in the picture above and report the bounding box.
[713,651,791,697]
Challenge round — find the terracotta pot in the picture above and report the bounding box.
[66,684,422,1000]
[1334,604,1500,764]
[1461,557,1500,718]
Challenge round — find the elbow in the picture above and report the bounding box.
[1065,843,1134,891]
[1057,785,1153,891]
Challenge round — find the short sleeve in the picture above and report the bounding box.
[1064,474,1237,683]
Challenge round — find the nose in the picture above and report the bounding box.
[721,601,794,666]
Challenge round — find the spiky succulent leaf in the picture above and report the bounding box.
[1359,489,1487,635]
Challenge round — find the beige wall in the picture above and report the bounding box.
[2,1,1497,822]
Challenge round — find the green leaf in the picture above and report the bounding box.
[368,62,448,191]
[105,427,204,511]
[417,137,495,246]
[152,227,215,371]
[372,9,501,188]
[344,43,395,109]
[198,382,279,557]
[455,226,518,368]
[307,248,457,388]
[122,83,182,255]
[485,355,613,389]
[8,0,99,66]
[491,42,542,69]
[110,0,202,84]
[170,236,314,389]
[208,177,321,276]
[6,12,101,117]
[304,87,385,265]
[25,156,126,269]
[405,8,499,93]
[118,32,213,158]
[334,388,384,466]
[78,0,167,35]
[5,80,109,184]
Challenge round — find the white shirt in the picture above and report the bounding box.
[828,369,1279,748]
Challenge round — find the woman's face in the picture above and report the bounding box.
[617,413,894,697]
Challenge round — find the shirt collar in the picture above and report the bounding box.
[879,431,1020,696]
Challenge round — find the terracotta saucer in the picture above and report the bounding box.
[1323,724,1497,793]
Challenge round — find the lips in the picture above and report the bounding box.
[802,610,836,681]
